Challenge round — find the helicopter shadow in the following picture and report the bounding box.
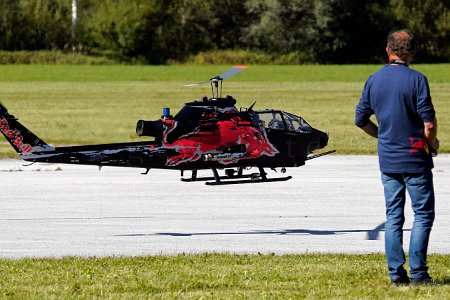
[116,222,404,241]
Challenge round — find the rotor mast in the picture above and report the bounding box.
[210,76,223,99]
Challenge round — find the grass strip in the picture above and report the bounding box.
[1,253,449,299]
[0,64,449,82]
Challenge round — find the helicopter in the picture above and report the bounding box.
[0,66,334,185]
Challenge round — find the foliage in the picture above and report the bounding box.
[0,1,25,50]
[82,1,155,61]
[0,0,450,64]
[388,0,450,62]
[0,0,73,50]
[0,50,116,64]
[183,49,311,65]
[325,0,393,64]
[243,0,335,63]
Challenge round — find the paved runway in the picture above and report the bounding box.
[1,155,449,258]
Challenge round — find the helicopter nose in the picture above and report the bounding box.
[318,131,329,148]
[310,129,329,150]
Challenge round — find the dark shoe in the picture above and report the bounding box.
[391,277,410,287]
[411,277,439,286]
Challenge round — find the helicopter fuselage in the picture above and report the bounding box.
[133,95,329,170]
[1,95,331,184]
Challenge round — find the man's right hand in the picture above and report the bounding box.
[430,138,439,157]
[432,138,440,150]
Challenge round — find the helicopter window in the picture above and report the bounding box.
[257,112,286,130]
[282,112,312,133]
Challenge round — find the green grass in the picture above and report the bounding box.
[1,64,449,158]
[0,64,449,82]
[1,253,449,299]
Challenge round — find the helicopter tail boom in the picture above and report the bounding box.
[0,103,170,167]
[0,102,55,158]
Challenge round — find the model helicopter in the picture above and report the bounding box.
[0,66,334,185]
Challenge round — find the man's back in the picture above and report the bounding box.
[356,64,435,173]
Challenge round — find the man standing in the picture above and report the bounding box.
[355,29,439,286]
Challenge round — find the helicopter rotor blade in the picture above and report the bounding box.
[218,65,248,79]
[184,65,248,86]
[184,80,211,87]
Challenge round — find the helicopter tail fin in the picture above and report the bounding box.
[0,102,54,158]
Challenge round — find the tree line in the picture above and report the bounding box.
[1,0,449,64]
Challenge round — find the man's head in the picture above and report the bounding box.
[386,29,416,63]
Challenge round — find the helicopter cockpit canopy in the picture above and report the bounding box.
[256,110,312,134]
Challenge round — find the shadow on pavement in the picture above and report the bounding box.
[115,222,401,241]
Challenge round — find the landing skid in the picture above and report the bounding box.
[181,167,292,185]
[205,175,292,185]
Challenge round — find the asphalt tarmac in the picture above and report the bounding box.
[1,155,449,258]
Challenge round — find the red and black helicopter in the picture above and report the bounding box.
[0,66,334,185]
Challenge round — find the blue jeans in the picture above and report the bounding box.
[381,171,435,281]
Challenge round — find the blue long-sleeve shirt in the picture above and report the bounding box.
[355,64,435,173]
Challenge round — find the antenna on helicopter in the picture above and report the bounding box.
[248,101,256,111]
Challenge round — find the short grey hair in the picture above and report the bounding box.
[387,29,416,57]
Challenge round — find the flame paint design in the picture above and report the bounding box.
[161,112,278,166]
